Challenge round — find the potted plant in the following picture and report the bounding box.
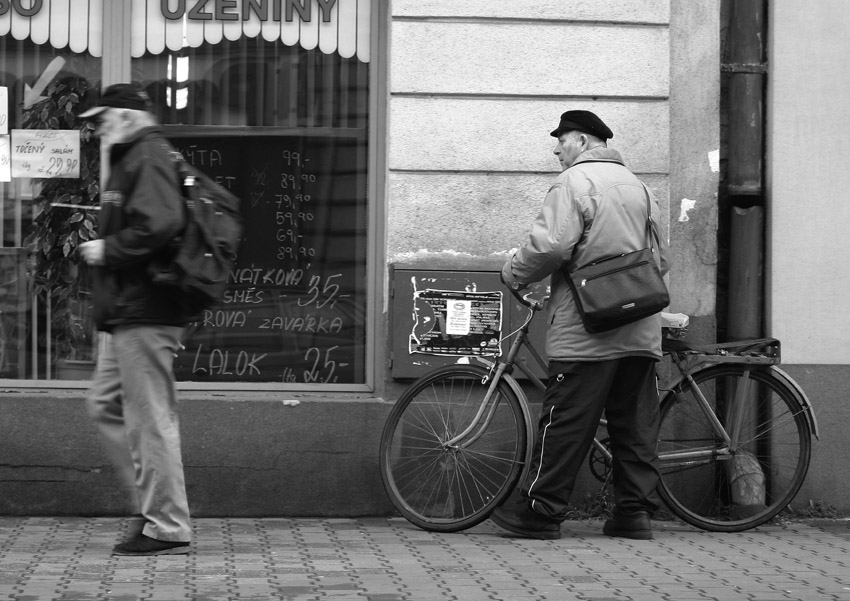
[22,70,101,378]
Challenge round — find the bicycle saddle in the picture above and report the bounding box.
[661,312,689,330]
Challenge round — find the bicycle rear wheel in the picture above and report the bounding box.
[379,364,529,532]
[657,365,811,532]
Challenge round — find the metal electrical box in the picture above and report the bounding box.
[390,266,548,380]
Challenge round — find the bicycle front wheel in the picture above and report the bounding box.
[379,365,529,532]
[657,365,811,532]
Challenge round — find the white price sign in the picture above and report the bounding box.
[0,87,8,134]
[0,136,10,182]
[11,129,81,179]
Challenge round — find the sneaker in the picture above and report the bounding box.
[602,510,653,540]
[491,503,561,540]
[112,534,191,556]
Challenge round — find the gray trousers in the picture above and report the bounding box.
[86,325,191,542]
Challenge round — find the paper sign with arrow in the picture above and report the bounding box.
[23,56,66,109]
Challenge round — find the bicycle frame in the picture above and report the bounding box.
[442,304,539,450]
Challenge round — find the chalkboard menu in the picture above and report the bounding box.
[167,131,367,384]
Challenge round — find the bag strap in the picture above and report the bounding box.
[642,184,655,252]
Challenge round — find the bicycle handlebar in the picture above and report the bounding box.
[508,285,547,311]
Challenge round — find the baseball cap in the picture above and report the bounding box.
[79,83,153,119]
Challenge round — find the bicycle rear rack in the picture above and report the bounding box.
[663,337,781,366]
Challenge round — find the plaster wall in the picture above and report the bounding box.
[0,392,396,517]
[767,2,850,509]
[388,1,673,267]
[767,3,850,365]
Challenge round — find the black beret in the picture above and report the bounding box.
[550,110,613,140]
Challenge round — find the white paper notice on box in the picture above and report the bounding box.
[11,129,80,179]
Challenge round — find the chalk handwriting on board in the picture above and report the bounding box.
[190,345,267,376]
[168,133,367,383]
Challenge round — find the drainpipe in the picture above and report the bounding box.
[724,0,767,340]
[723,0,769,510]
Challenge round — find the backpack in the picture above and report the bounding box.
[149,146,243,316]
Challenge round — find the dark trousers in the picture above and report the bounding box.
[521,357,661,521]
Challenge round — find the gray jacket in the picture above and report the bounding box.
[501,146,670,361]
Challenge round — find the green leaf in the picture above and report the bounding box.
[70,212,84,223]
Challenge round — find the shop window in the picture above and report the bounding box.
[1,0,376,387]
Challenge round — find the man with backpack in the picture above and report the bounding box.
[78,83,195,556]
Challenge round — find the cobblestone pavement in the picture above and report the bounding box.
[1,516,849,600]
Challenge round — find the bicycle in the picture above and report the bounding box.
[379,289,819,533]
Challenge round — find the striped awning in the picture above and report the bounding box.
[0,0,103,56]
[0,0,371,62]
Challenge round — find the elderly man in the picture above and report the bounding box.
[78,83,194,555]
[492,110,670,541]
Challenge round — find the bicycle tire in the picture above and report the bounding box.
[379,364,529,532]
[657,365,811,532]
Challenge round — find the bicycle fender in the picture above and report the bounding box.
[769,366,820,440]
[663,366,820,441]
[494,371,537,475]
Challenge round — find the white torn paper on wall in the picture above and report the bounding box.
[708,149,720,173]
[679,198,697,222]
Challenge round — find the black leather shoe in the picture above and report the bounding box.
[603,510,653,540]
[112,534,191,556]
[125,515,145,539]
[491,503,561,540]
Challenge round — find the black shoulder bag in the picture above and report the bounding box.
[563,186,669,333]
